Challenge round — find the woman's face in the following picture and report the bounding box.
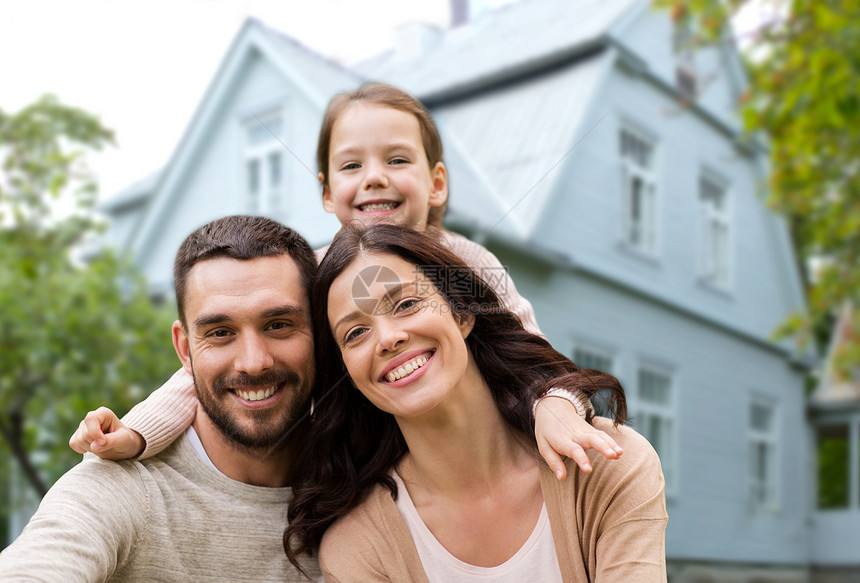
[326,252,474,420]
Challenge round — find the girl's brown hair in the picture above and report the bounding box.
[316,83,447,227]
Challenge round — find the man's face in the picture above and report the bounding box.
[172,254,314,451]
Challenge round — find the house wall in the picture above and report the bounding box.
[490,243,812,568]
[535,61,802,352]
[133,51,339,295]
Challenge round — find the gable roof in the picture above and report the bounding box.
[812,301,860,408]
[124,18,362,261]
[355,0,638,100]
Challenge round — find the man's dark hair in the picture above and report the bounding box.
[173,215,317,326]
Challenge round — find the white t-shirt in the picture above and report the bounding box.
[392,470,563,582]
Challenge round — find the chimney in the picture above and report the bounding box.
[450,0,469,27]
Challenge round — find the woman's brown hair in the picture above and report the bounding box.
[284,223,626,572]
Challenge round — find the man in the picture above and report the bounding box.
[0,216,321,581]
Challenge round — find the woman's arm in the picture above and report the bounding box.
[69,368,197,460]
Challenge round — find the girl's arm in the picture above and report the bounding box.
[69,368,198,460]
[441,231,623,477]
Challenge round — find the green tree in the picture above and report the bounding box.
[657,0,860,373]
[0,95,178,503]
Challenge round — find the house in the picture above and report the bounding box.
[808,301,860,580]
[99,0,837,580]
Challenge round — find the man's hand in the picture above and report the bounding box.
[69,407,146,460]
[535,396,623,480]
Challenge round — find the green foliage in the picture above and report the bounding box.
[0,95,178,505]
[656,0,860,368]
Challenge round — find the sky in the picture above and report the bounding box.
[0,0,505,199]
[1,0,767,201]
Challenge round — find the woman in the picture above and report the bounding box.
[286,224,667,582]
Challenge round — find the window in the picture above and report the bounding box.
[633,366,675,490]
[573,346,615,419]
[244,114,285,214]
[620,128,657,255]
[672,16,698,100]
[699,175,731,287]
[749,400,778,509]
[816,423,854,510]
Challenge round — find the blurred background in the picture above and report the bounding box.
[1,0,857,581]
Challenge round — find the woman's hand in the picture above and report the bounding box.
[535,396,623,480]
[69,407,146,460]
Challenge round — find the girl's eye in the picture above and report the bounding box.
[341,162,361,171]
[389,157,409,165]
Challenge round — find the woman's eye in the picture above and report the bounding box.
[344,327,367,344]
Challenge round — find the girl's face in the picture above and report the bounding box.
[322,103,447,232]
[327,252,475,420]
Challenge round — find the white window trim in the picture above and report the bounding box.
[572,343,616,374]
[632,361,677,496]
[698,171,732,290]
[619,125,660,258]
[748,395,780,512]
[243,109,286,216]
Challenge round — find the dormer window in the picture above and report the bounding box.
[672,17,698,100]
[244,113,284,215]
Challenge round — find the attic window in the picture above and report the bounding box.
[244,113,285,215]
[676,67,698,101]
[672,17,698,101]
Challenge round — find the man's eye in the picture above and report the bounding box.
[396,298,420,313]
[211,329,231,338]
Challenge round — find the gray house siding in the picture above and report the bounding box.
[490,243,812,570]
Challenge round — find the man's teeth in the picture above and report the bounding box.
[360,202,398,211]
[386,356,429,383]
[235,386,276,401]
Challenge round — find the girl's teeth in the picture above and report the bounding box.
[361,202,397,211]
[237,386,276,401]
[386,356,428,383]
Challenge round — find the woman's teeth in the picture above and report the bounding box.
[386,356,429,383]
[235,386,276,401]
[360,202,398,211]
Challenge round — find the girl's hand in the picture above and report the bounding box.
[535,396,623,480]
[69,407,146,460]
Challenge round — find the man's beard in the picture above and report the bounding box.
[193,367,310,452]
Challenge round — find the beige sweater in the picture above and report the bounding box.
[0,434,320,582]
[125,231,588,458]
[319,418,668,583]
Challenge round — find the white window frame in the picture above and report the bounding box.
[572,345,615,374]
[748,397,780,511]
[698,173,732,289]
[632,363,676,493]
[619,127,658,256]
[672,17,698,100]
[243,111,285,215]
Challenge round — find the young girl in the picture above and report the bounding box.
[70,83,622,477]
[286,223,667,581]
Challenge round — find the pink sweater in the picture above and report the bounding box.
[123,231,585,457]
